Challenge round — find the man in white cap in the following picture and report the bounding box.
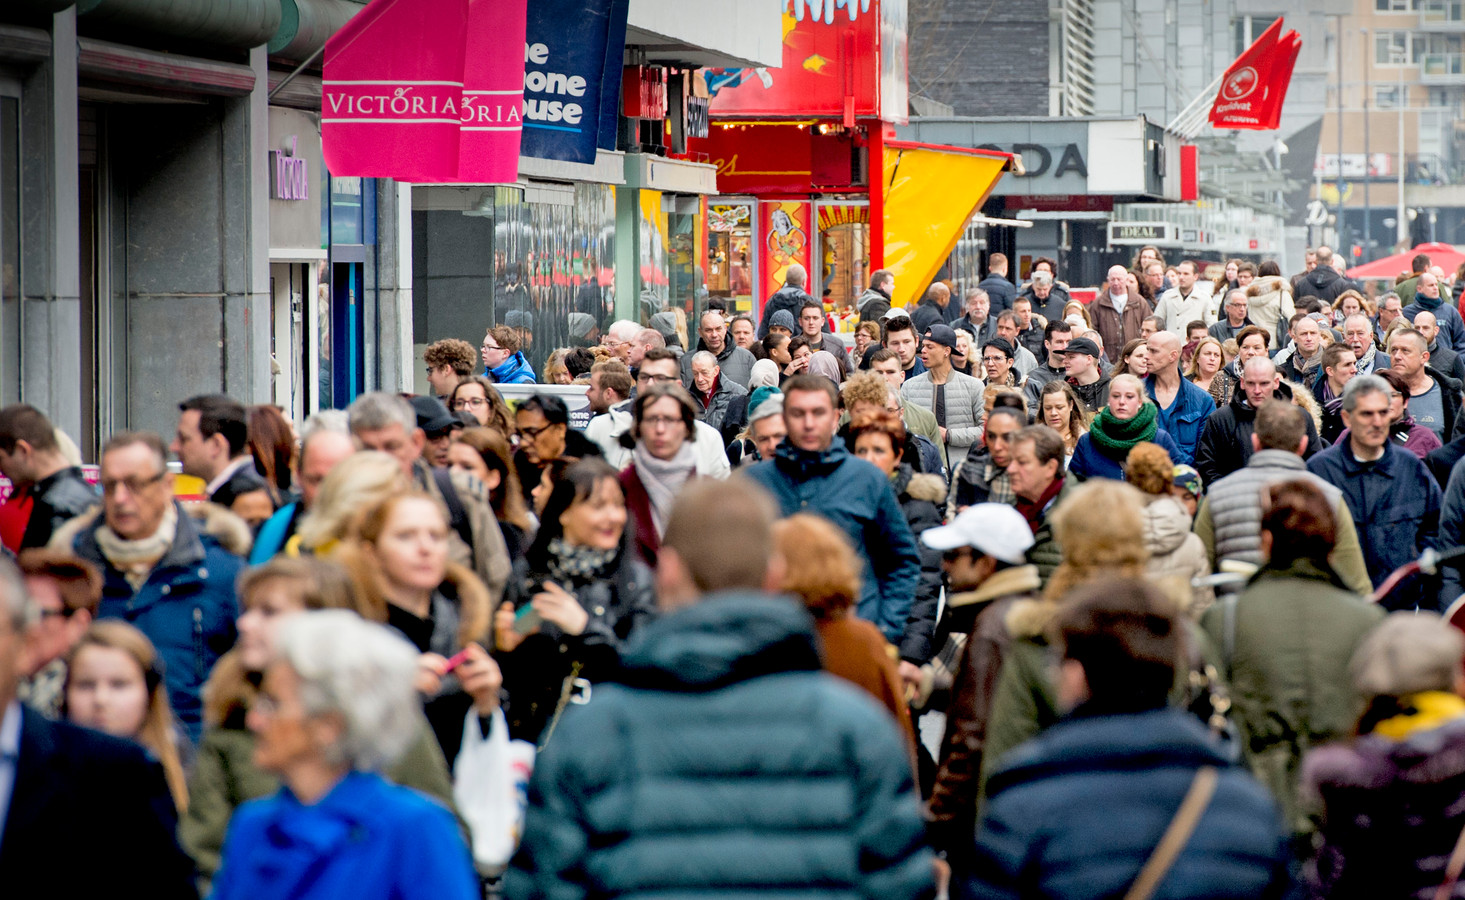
[920,503,1039,879]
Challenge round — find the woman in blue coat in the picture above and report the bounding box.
[211,610,482,900]
[1069,374,1183,481]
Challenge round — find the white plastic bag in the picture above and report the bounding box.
[453,707,537,872]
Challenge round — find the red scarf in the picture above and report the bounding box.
[1014,477,1065,534]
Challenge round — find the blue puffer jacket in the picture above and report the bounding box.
[963,708,1292,900]
[1145,374,1217,465]
[64,502,246,742]
[488,350,537,385]
[746,441,922,642]
[1307,441,1442,611]
[504,593,933,900]
[1068,427,1183,482]
[212,771,477,900]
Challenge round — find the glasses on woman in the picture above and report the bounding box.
[453,397,489,410]
[642,415,683,430]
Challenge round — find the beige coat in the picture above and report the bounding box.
[1245,276,1295,345]
[1141,495,1214,616]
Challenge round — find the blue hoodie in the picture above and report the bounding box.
[487,350,536,385]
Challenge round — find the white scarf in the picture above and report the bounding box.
[632,442,697,537]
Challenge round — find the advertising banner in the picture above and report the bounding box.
[451,0,528,183]
[1208,17,1302,131]
[521,0,630,163]
[759,200,813,310]
[322,0,469,180]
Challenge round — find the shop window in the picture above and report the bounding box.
[707,202,755,312]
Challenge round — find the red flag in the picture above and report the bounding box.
[1208,18,1301,131]
[449,0,527,183]
[322,0,469,180]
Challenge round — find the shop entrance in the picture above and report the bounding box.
[268,261,320,421]
[706,199,757,315]
[814,200,870,321]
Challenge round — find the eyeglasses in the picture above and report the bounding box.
[642,415,684,430]
[518,423,559,440]
[638,373,679,384]
[482,343,503,352]
[101,471,166,496]
[453,397,489,409]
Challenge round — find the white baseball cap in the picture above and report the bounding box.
[921,503,1035,564]
[880,307,912,322]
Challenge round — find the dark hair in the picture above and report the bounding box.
[1044,319,1074,342]
[1258,260,1281,278]
[1033,256,1057,275]
[867,347,899,367]
[525,458,626,571]
[870,269,894,288]
[1235,325,1270,350]
[764,332,790,355]
[247,405,295,495]
[995,310,1019,328]
[1055,577,1181,714]
[179,394,248,457]
[1261,479,1337,565]
[451,376,514,434]
[1186,320,1208,336]
[1254,400,1308,452]
[1377,367,1411,398]
[17,549,102,616]
[883,316,916,338]
[423,338,477,376]
[982,337,1015,359]
[987,404,1026,432]
[731,314,755,330]
[563,347,598,378]
[641,347,680,367]
[1011,424,1066,478]
[590,361,634,401]
[1320,341,1355,374]
[0,404,58,454]
[517,394,569,426]
[624,382,697,448]
[1413,253,1433,272]
[453,427,531,532]
[788,336,813,357]
[799,300,824,315]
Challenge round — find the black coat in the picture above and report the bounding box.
[20,466,97,551]
[207,462,274,512]
[1295,266,1354,305]
[1194,383,1322,487]
[910,297,947,337]
[979,273,1018,313]
[0,706,198,898]
[893,464,945,664]
[759,285,818,339]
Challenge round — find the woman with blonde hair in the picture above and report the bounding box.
[181,557,457,885]
[65,620,189,812]
[1125,442,1212,615]
[334,491,494,762]
[772,513,916,755]
[1186,335,1234,404]
[290,451,406,557]
[1062,300,1092,331]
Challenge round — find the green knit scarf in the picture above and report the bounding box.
[1088,401,1159,458]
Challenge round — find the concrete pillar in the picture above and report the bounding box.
[371,179,413,391]
[19,9,81,439]
[219,44,272,403]
[614,185,641,322]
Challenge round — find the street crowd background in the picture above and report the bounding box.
[11,244,1465,898]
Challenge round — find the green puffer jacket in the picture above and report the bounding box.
[181,653,458,885]
[504,592,933,900]
[1199,557,1383,835]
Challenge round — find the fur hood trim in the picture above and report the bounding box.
[1004,594,1058,641]
[904,473,948,504]
[1285,379,1324,431]
[48,500,254,557]
[1246,275,1292,299]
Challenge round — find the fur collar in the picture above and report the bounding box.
[48,500,254,557]
[948,565,1041,609]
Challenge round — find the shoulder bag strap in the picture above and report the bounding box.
[1433,820,1465,900]
[1123,766,1220,900]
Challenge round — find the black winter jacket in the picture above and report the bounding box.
[892,464,945,664]
[1194,383,1321,487]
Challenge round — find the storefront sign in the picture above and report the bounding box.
[521,0,631,164]
[623,66,667,119]
[269,107,325,253]
[1108,221,1177,245]
[450,0,527,184]
[760,200,813,307]
[270,136,309,201]
[322,0,468,180]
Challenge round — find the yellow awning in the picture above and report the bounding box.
[882,142,1016,311]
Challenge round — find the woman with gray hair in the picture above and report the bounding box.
[210,610,478,899]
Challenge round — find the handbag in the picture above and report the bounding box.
[1123,766,1219,900]
[452,707,537,874]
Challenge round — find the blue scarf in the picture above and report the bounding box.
[1415,290,1444,311]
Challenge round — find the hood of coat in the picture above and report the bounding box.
[1142,495,1194,556]
[49,499,254,558]
[616,592,822,693]
[1245,275,1292,301]
[1285,378,1323,431]
[895,465,947,504]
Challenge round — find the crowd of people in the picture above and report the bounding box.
[11,244,1465,898]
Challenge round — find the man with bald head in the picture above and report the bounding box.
[1195,355,1321,485]
[1412,310,1465,382]
[1092,263,1152,361]
[759,263,819,339]
[1144,330,1215,465]
[682,309,757,388]
[1403,270,1465,354]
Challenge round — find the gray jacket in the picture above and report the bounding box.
[681,339,757,388]
[901,370,987,462]
[1191,449,1372,595]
